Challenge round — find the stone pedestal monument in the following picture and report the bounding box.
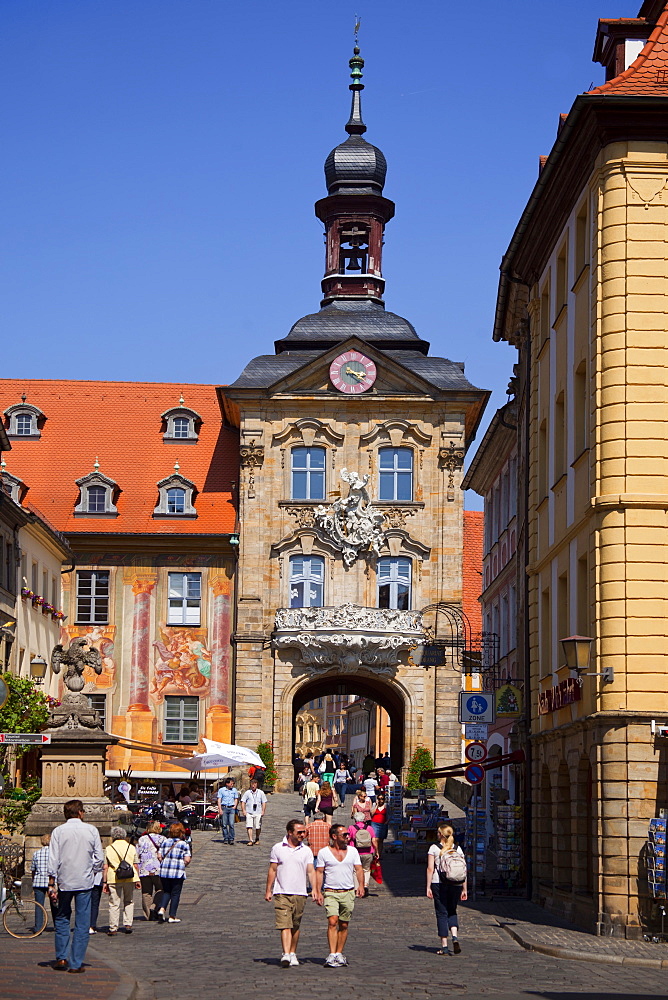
[23,638,125,857]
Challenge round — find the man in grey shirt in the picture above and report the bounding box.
[48,799,104,973]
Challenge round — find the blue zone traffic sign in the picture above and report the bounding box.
[458,691,495,724]
[465,763,485,785]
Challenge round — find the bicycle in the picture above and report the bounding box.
[1,875,47,938]
[0,839,47,939]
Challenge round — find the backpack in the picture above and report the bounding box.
[438,849,467,884]
[110,844,134,881]
[354,826,373,851]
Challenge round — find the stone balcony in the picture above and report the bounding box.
[273,603,424,676]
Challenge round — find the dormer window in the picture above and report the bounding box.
[161,405,202,442]
[0,470,24,504]
[74,468,119,516]
[4,403,45,440]
[154,473,197,517]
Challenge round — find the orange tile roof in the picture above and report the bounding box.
[0,380,237,536]
[462,510,483,635]
[590,5,668,95]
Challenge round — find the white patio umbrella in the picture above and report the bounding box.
[165,740,265,810]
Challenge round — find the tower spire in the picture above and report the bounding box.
[345,42,366,136]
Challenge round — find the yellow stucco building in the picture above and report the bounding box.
[494,0,668,936]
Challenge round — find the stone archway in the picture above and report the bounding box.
[291,674,406,772]
[273,667,416,790]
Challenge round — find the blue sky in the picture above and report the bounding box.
[0,1,634,508]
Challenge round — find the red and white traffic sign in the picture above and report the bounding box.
[465,741,488,764]
[464,763,485,785]
[0,733,51,744]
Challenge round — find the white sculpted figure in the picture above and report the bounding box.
[315,468,386,567]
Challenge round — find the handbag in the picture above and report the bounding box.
[110,844,134,881]
[370,857,383,884]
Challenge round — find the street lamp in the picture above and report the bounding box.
[29,655,48,685]
[560,635,613,683]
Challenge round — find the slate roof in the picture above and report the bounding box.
[228,348,481,393]
[0,380,237,535]
[274,300,429,354]
[590,4,668,95]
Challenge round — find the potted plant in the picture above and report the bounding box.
[405,745,436,795]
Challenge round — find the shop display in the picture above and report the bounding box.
[647,817,667,899]
[495,803,523,885]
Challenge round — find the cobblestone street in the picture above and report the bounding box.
[82,793,668,1000]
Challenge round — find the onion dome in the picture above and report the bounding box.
[324,46,387,196]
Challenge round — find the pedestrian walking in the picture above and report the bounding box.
[216,776,240,845]
[31,833,57,930]
[314,823,364,967]
[363,771,378,803]
[320,752,335,784]
[426,823,467,955]
[241,778,268,845]
[370,792,389,857]
[103,826,141,935]
[315,780,336,825]
[351,788,373,824]
[333,764,351,805]
[265,819,317,967]
[156,822,192,923]
[136,821,165,920]
[89,871,103,934]
[302,775,320,825]
[47,798,104,974]
[306,812,332,858]
[347,820,375,894]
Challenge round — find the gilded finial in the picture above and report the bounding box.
[174,460,180,472]
[94,456,100,472]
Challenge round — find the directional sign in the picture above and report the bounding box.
[0,733,51,745]
[465,741,488,763]
[464,763,485,785]
[465,723,488,741]
[459,692,495,724]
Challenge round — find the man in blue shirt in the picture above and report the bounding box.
[216,777,240,845]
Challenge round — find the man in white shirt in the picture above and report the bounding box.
[265,819,317,967]
[47,799,104,973]
[314,823,364,968]
[240,778,267,845]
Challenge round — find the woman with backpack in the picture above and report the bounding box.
[426,823,467,954]
[136,820,166,920]
[103,826,141,935]
[347,819,375,896]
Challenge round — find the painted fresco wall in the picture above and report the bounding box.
[59,554,234,776]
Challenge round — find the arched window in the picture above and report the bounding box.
[167,488,186,514]
[377,556,411,610]
[87,485,107,513]
[378,447,413,501]
[291,446,325,500]
[289,554,324,608]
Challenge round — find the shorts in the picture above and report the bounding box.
[303,798,316,817]
[323,889,355,922]
[273,893,306,931]
[246,813,262,829]
[320,806,334,816]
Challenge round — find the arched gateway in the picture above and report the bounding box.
[222,47,488,789]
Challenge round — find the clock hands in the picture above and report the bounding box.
[346,367,366,381]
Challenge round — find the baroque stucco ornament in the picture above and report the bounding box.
[314,469,385,567]
[274,603,424,674]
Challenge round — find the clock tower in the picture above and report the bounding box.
[222,46,489,789]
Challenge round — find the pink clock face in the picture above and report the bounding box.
[329,351,377,394]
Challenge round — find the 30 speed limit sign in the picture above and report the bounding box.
[464,741,488,763]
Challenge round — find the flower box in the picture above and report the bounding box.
[32,595,44,607]
[42,603,55,615]
[21,588,34,600]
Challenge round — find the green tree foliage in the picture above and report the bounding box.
[0,672,50,832]
[406,745,436,789]
[256,741,278,787]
